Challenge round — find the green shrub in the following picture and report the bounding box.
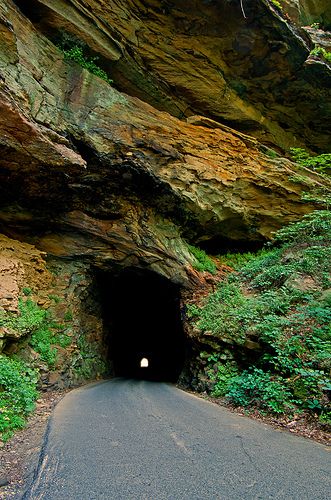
[188,245,217,274]
[204,354,240,397]
[193,281,247,343]
[310,46,331,64]
[218,250,264,270]
[0,299,71,369]
[273,210,331,244]
[61,45,113,84]
[189,210,331,417]
[0,355,38,442]
[0,299,46,334]
[290,147,331,175]
[226,368,295,414]
[30,323,72,368]
[30,326,58,367]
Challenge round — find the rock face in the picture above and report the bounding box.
[0,0,330,386]
[0,235,51,313]
[1,0,328,275]
[10,0,331,151]
[299,1,331,28]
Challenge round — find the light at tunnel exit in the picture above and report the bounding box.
[140,358,149,368]
[97,267,186,382]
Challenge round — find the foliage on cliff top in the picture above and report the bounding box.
[189,210,331,421]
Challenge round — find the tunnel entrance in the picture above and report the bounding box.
[97,268,186,382]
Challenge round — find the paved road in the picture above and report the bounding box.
[25,379,330,499]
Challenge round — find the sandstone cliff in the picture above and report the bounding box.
[0,0,330,387]
[9,0,331,151]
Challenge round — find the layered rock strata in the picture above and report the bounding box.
[9,0,331,151]
[0,0,330,387]
[1,0,328,286]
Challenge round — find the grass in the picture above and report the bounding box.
[188,210,331,420]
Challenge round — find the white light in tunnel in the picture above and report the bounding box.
[140,357,149,368]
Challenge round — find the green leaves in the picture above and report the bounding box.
[273,210,331,245]
[290,147,331,175]
[226,369,295,414]
[0,299,46,335]
[188,245,217,274]
[61,45,113,85]
[309,46,331,65]
[189,210,331,417]
[0,298,73,440]
[0,356,38,442]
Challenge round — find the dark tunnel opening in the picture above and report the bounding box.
[97,268,186,382]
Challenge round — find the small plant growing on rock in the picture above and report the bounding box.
[60,44,113,84]
[290,147,331,175]
[309,46,331,64]
[270,0,282,11]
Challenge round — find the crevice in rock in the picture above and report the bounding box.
[198,236,266,255]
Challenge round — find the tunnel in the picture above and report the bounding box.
[97,268,186,382]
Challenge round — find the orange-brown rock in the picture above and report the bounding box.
[0,235,51,313]
[0,0,330,287]
[10,0,331,151]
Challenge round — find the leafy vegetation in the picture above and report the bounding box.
[0,299,72,369]
[60,44,113,84]
[188,244,217,274]
[270,0,282,10]
[0,298,47,335]
[218,249,270,270]
[199,352,239,397]
[0,356,38,442]
[189,211,331,420]
[0,298,74,441]
[290,148,331,175]
[310,46,331,64]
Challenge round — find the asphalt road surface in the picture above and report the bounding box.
[25,379,330,499]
